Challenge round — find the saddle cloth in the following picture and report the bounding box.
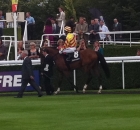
[64,51,80,62]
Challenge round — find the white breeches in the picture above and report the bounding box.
[62,47,76,53]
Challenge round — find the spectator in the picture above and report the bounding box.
[57,7,65,27]
[57,39,64,46]
[93,41,103,55]
[41,48,54,95]
[77,39,87,51]
[0,38,7,60]
[99,20,109,40]
[136,49,140,56]
[15,50,43,98]
[51,18,60,42]
[42,39,49,47]
[93,18,100,41]
[51,18,60,34]
[83,17,88,24]
[0,11,5,37]
[40,40,49,68]
[17,41,24,60]
[65,16,76,32]
[17,41,24,52]
[43,19,54,45]
[57,39,64,53]
[89,19,95,43]
[26,12,35,40]
[74,17,88,43]
[113,18,122,40]
[28,42,40,60]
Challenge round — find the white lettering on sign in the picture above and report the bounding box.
[3,76,13,87]
[0,75,22,87]
[0,76,2,83]
[13,75,22,87]
[0,75,33,87]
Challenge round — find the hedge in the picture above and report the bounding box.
[3,28,21,40]
[1,45,140,90]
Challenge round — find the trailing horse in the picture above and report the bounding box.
[41,47,110,94]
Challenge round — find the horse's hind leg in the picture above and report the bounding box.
[93,64,103,94]
[95,68,103,94]
[97,74,102,94]
[83,72,92,93]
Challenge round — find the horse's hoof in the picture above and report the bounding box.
[97,91,101,94]
[83,89,86,93]
[54,91,58,95]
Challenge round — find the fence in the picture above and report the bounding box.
[1,36,14,60]
[22,20,28,48]
[97,31,140,47]
[41,30,140,48]
[0,56,140,90]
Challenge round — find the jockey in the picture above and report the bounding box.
[59,26,77,53]
[59,26,77,61]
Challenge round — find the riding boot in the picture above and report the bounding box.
[66,53,72,61]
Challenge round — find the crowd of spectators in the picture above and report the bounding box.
[0,7,125,60]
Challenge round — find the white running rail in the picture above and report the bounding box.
[0,56,140,90]
[86,30,140,47]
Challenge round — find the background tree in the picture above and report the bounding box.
[0,0,11,13]
[1,0,140,39]
[64,0,77,21]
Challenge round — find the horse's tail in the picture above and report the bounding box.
[96,52,110,78]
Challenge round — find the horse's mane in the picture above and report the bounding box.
[40,46,56,50]
[42,46,59,55]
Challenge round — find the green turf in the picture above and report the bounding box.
[0,94,140,130]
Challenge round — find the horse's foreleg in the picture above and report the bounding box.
[83,84,88,93]
[83,73,92,93]
[54,88,61,95]
[54,72,63,95]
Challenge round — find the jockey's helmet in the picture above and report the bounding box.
[64,26,71,33]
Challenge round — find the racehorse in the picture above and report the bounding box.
[41,47,110,94]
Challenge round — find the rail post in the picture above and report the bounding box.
[122,60,125,89]
[74,70,76,86]
[130,33,132,47]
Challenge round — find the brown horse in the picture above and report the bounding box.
[41,47,110,94]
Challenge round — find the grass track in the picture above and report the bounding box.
[0,94,140,130]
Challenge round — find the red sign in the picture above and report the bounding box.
[12,0,18,12]
[12,4,18,12]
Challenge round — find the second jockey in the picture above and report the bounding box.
[59,26,77,61]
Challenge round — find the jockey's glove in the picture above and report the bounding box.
[59,50,63,54]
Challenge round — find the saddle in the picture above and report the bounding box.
[64,51,80,62]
